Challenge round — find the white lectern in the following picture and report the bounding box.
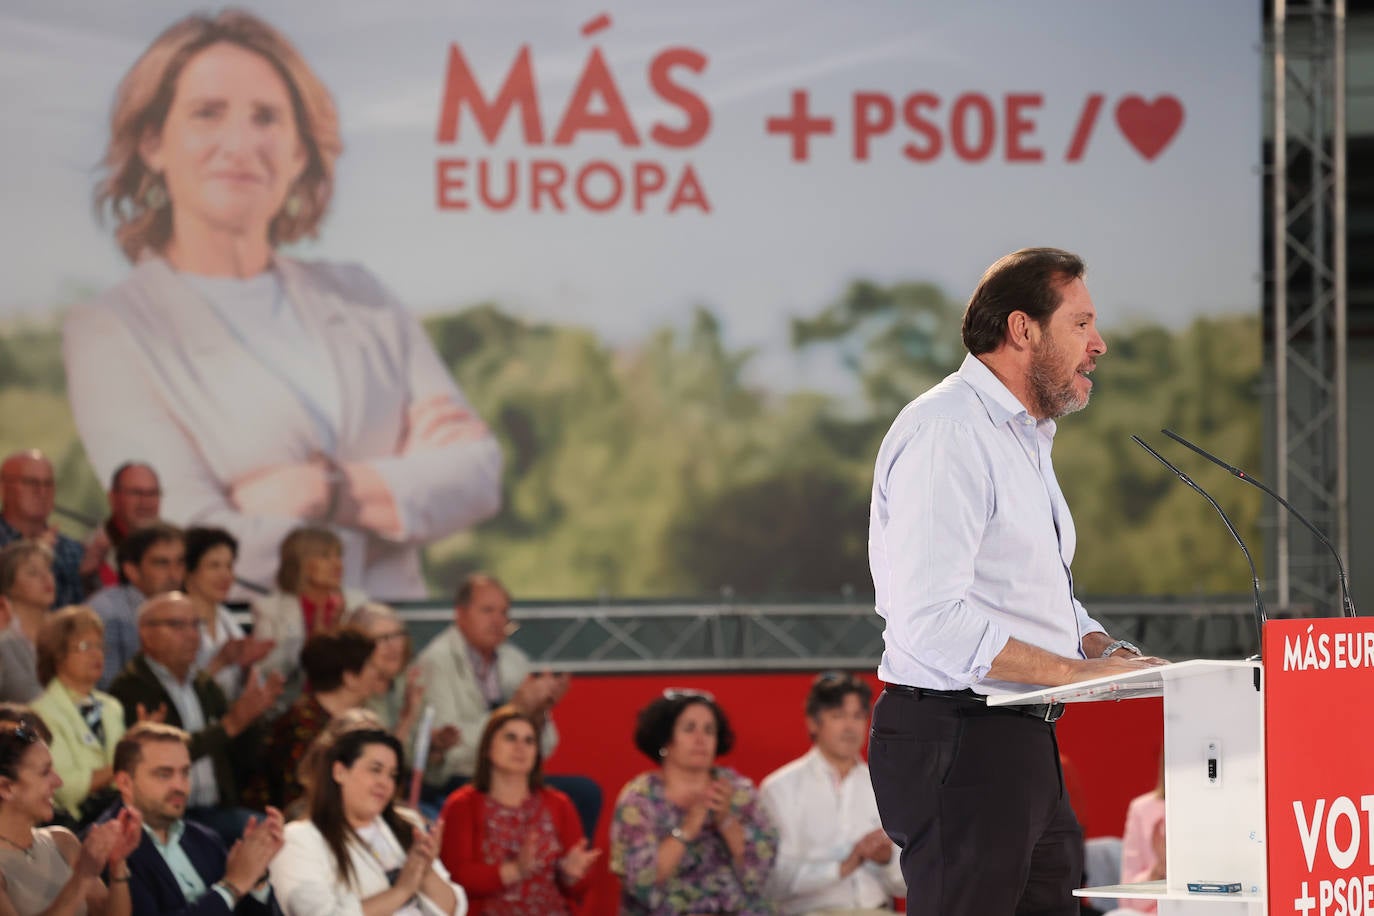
[991,617,1374,916]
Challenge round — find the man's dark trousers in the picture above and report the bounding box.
[868,687,1084,915]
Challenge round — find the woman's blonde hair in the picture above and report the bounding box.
[35,606,104,686]
[95,8,342,262]
[274,526,342,594]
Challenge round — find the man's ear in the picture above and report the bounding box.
[1005,309,1038,349]
[114,770,134,803]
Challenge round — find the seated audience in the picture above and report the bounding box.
[0,541,55,703]
[0,449,84,608]
[110,722,281,914]
[0,715,143,915]
[79,462,162,594]
[251,527,366,709]
[761,673,904,914]
[439,706,599,914]
[108,592,281,846]
[1119,753,1166,913]
[269,728,468,916]
[610,690,778,916]
[246,628,379,811]
[31,606,127,825]
[416,574,599,837]
[90,523,186,689]
[184,527,272,702]
[343,602,461,760]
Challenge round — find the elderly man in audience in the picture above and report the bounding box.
[79,462,163,593]
[0,449,85,606]
[90,522,186,689]
[108,591,282,846]
[761,673,905,915]
[415,573,601,837]
[107,722,282,914]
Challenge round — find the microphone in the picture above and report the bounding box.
[1161,428,1356,618]
[1130,435,1267,658]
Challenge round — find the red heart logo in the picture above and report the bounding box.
[1114,95,1184,161]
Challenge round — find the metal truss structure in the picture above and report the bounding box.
[1271,0,1349,614]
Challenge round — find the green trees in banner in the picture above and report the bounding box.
[0,284,1261,601]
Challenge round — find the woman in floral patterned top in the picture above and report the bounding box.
[438,706,601,915]
[610,690,778,915]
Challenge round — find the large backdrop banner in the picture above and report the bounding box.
[0,1,1262,600]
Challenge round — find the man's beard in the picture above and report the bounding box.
[1028,335,1089,419]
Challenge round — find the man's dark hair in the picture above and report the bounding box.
[804,671,873,719]
[113,722,189,775]
[632,692,735,763]
[454,572,509,609]
[300,628,376,693]
[109,461,157,492]
[183,526,238,574]
[116,522,182,585]
[961,247,1086,355]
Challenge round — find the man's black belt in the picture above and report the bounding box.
[885,684,1066,723]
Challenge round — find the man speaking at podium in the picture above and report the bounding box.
[867,248,1167,915]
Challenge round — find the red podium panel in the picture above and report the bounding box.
[1265,618,1374,916]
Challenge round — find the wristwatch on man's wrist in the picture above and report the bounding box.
[669,827,693,845]
[1100,639,1142,658]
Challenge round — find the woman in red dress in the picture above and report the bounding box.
[438,706,600,915]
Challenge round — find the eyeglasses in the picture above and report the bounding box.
[68,640,101,653]
[6,723,38,745]
[662,688,715,703]
[144,619,201,632]
[5,476,55,492]
[114,487,161,499]
[373,631,407,644]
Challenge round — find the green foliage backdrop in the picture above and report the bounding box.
[0,279,1262,600]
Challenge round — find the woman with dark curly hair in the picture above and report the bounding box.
[610,689,778,915]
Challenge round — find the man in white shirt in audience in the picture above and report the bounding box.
[762,672,905,915]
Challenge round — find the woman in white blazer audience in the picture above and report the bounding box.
[64,9,501,600]
[270,727,467,916]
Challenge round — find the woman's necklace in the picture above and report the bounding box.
[0,831,35,860]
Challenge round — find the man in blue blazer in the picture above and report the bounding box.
[106,721,282,914]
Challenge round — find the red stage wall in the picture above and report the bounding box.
[541,671,1164,914]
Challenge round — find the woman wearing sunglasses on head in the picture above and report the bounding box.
[0,718,142,916]
[610,690,779,916]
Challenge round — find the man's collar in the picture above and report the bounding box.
[144,655,192,688]
[957,353,1056,435]
[143,817,186,848]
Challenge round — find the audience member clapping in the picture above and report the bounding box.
[245,628,380,811]
[438,706,600,914]
[416,574,599,838]
[270,728,468,915]
[251,527,367,709]
[0,450,85,608]
[0,716,143,915]
[30,606,127,826]
[184,527,273,701]
[610,690,778,916]
[109,722,281,914]
[90,522,186,689]
[760,673,904,914]
[0,541,54,703]
[108,592,282,846]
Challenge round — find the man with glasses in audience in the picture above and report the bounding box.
[108,592,282,846]
[80,462,163,594]
[0,449,85,606]
[89,522,186,689]
[762,672,905,915]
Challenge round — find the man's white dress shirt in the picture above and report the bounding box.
[869,354,1106,695]
[761,747,905,914]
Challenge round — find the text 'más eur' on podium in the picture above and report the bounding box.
[991,617,1374,916]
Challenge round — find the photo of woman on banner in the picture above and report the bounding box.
[63,10,502,599]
